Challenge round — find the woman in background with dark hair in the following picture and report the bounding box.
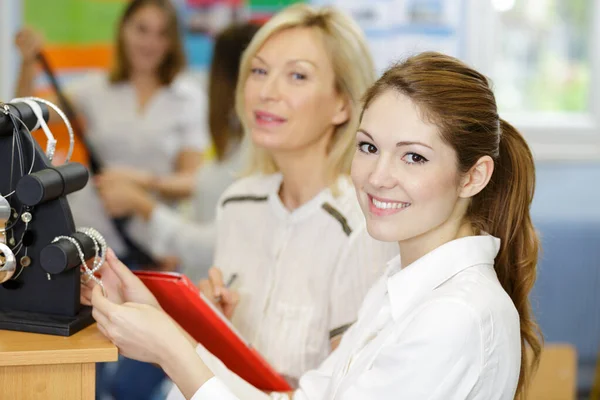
[98,22,260,282]
[208,23,261,162]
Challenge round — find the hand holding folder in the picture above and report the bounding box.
[134,270,292,392]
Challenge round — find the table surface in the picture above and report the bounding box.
[0,323,118,367]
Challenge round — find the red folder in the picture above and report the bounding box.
[134,271,291,392]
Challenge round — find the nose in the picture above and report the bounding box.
[368,154,397,189]
[259,73,282,102]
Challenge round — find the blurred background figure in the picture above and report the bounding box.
[98,22,260,283]
[14,0,208,271]
[15,1,209,399]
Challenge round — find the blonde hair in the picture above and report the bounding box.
[235,4,375,183]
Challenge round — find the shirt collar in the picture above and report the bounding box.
[386,235,501,321]
[268,174,350,222]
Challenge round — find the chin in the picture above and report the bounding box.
[364,220,403,242]
[251,130,289,152]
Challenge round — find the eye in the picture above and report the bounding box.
[251,67,267,76]
[402,152,428,165]
[358,141,378,154]
[291,72,307,80]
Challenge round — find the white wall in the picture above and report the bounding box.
[0,0,21,101]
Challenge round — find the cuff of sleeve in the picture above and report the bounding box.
[191,377,239,400]
[148,204,176,258]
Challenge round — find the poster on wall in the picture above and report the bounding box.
[24,0,126,94]
[178,0,301,74]
[23,0,467,89]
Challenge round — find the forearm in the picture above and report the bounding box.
[130,192,157,221]
[15,60,37,98]
[150,173,197,200]
[14,60,63,124]
[160,335,214,400]
[151,150,203,200]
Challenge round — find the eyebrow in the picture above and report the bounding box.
[357,129,433,150]
[254,55,318,69]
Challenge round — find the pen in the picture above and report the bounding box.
[215,273,238,303]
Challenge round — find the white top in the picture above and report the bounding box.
[166,173,398,398]
[187,235,522,400]
[145,145,244,281]
[65,72,209,254]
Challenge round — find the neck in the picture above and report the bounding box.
[130,71,160,88]
[398,214,474,269]
[274,131,333,210]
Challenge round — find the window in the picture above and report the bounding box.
[466,0,600,160]
[491,0,592,113]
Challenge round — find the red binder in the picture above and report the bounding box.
[134,271,291,392]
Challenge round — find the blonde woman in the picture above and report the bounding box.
[83,3,397,390]
[195,4,399,386]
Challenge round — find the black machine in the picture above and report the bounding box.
[0,100,100,336]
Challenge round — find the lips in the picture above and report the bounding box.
[367,194,411,216]
[254,110,287,127]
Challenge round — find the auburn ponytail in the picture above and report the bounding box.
[471,119,542,398]
[362,52,543,399]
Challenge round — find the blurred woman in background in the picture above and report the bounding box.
[98,22,260,282]
[14,0,208,268]
[16,1,209,399]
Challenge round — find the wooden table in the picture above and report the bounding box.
[528,344,577,400]
[0,324,118,399]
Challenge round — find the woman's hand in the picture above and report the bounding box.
[91,285,179,364]
[197,268,239,320]
[96,176,156,219]
[98,167,154,189]
[81,248,160,309]
[15,28,43,63]
[91,286,214,397]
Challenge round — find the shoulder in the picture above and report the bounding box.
[322,176,367,237]
[399,297,486,363]
[412,267,521,353]
[218,174,280,208]
[68,71,109,96]
[433,266,520,327]
[170,73,206,105]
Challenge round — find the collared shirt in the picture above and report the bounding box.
[65,72,209,254]
[189,235,522,400]
[166,173,398,400]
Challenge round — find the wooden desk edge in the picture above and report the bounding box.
[0,347,118,367]
[0,324,119,366]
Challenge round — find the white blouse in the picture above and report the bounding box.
[166,173,398,400]
[187,235,522,400]
[65,72,209,254]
